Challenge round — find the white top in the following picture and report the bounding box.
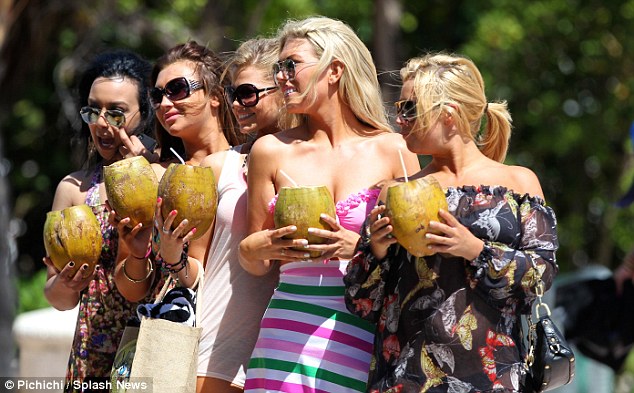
[197,149,278,386]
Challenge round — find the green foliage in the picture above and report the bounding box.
[16,269,49,314]
[6,0,634,284]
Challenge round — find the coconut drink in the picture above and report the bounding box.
[274,185,336,258]
[384,175,447,257]
[103,156,158,228]
[42,204,103,277]
[158,163,217,240]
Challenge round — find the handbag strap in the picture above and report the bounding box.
[152,258,205,314]
[525,261,552,367]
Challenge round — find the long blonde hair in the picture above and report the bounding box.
[401,53,512,162]
[276,16,392,135]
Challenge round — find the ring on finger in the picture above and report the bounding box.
[281,249,286,256]
[162,226,170,234]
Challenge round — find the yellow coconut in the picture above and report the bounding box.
[42,205,103,277]
[274,186,336,258]
[43,210,68,270]
[103,156,158,228]
[384,175,448,257]
[158,163,217,240]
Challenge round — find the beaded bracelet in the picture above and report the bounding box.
[156,250,190,278]
[122,257,154,283]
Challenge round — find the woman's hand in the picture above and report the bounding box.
[154,197,197,264]
[239,226,310,275]
[304,213,363,261]
[365,205,398,261]
[242,226,310,262]
[43,256,96,293]
[425,208,484,260]
[117,128,159,163]
[106,201,152,259]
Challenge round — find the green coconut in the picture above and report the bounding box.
[274,185,336,258]
[43,204,102,277]
[384,175,448,257]
[158,163,218,240]
[103,156,158,228]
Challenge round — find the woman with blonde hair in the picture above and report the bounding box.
[196,37,283,393]
[345,52,559,392]
[239,16,420,393]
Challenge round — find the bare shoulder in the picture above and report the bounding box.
[200,150,231,181]
[372,131,407,148]
[504,165,544,198]
[52,170,90,209]
[250,129,294,157]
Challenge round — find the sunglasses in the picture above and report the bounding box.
[272,59,318,86]
[80,106,127,128]
[225,83,278,107]
[394,100,417,120]
[150,77,203,109]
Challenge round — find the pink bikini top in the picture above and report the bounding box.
[268,188,380,234]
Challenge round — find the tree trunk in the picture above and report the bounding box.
[373,0,403,111]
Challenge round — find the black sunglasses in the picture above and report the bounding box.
[80,106,127,128]
[394,100,417,120]
[272,59,318,86]
[150,77,203,109]
[225,83,278,108]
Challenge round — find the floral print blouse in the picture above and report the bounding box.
[65,165,138,390]
[344,186,559,393]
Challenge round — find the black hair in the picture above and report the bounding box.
[75,50,154,168]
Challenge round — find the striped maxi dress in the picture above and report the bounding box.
[243,260,375,393]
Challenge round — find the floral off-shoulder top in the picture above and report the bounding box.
[344,186,559,393]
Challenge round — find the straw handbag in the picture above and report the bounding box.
[112,261,203,393]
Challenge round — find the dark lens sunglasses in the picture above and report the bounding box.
[395,100,417,120]
[225,84,278,108]
[150,77,203,109]
[80,106,126,128]
[272,59,318,86]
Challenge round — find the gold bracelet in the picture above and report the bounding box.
[122,258,154,283]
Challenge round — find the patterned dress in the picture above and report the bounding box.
[344,186,559,393]
[64,165,138,392]
[244,188,380,393]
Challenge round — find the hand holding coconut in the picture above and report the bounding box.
[303,213,363,261]
[42,256,97,293]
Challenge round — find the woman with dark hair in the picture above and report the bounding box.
[42,49,155,391]
[112,40,243,303]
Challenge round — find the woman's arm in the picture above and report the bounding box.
[43,175,94,310]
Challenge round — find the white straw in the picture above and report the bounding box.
[279,169,299,187]
[398,149,409,182]
[170,147,186,164]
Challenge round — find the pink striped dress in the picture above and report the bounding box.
[244,188,380,393]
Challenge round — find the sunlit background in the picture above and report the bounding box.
[1,0,634,390]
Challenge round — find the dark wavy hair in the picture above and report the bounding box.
[151,40,241,162]
[76,50,154,168]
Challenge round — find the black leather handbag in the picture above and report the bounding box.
[523,273,576,392]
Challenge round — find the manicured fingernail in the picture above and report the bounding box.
[170,210,177,215]
[290,226,297,231]
[425,234,431,238]
[320,213,327,219]
[303,253,310,258]
[157,197,162,203]
[191,227,197,234]
[182,219,189,225]
[68,261,75,267]
[307,228,315,233]
[82,264,89,270]
[299,240,308,246]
